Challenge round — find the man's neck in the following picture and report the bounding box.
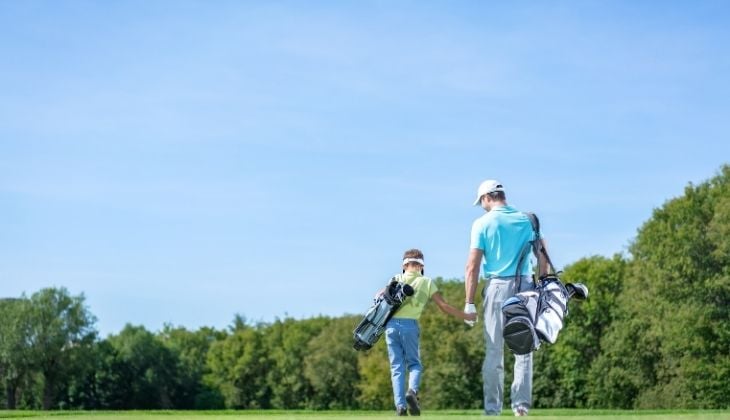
[487,201,507,211]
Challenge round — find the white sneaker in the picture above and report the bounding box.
[513,406,528,416]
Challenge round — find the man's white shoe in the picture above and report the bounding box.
[514,406,528,416]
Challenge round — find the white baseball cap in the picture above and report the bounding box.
[473,179,504,206]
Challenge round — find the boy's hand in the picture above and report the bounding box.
[464,303,477,327]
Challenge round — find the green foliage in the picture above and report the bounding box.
[62,339,122,409]
[264,317,329,409]
[419,279,484,409]
[158,325,226,409]
[27,288,97,409]
[303,316,361,409]
[106,325,179,409]
[588,165,730,409]
[205,325,269,409]
[535,255,627,408]
[0,298,33,409]
[355,339,392,410]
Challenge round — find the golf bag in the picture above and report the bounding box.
[501,213,589,355]
[353,277,414,351]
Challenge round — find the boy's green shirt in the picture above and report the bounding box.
[392,270,438,320]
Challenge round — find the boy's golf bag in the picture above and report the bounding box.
[501,213,589,355]
[353,277,414,351]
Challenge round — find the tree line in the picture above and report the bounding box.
[2,166,728,410]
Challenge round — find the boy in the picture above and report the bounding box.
[384,248,476,416]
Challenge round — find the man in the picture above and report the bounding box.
[463,179,547,417]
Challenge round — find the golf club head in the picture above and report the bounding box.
[402,284,415,296]
[566,282,589,300]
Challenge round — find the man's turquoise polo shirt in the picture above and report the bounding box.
[470,205,536,278]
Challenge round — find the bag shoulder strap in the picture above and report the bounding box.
[526,212,557,277]
[513,212,554,294]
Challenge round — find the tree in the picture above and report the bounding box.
[355,339,392,410]
[263,317,329,409]
[303,316,361,409]
[26,288,97,409]
[61,339,123,409]
[0,298,33,409]
[532,255,627,408]
[418,279,484,409]
[106,324,180,409]
[628,166,730,408]
[588,165,730,408]
[205,325,269,408]
[158,325,226,409]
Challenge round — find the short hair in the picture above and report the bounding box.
[487,191,506,201]
[402,248,425,274]
[402,249,424,261]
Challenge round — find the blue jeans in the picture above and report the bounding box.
[385,318,422,409]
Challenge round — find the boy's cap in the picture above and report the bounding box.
[473,179,504,206]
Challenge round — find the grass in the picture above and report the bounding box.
[0,410,729,420]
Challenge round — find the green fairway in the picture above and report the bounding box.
[1,410,729,420]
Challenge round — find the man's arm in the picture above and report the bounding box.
[463,248,483,327]
[465,248,483,304]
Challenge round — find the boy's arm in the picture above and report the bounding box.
[432,292,477,321]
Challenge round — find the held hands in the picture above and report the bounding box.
[464,303,477,327]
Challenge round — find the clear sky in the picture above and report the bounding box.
[2,1,729,336]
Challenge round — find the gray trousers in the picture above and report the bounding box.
[482,276,533,415]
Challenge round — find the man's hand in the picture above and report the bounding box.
[464,303,477,327]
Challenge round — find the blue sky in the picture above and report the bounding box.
[2,1,729,336]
